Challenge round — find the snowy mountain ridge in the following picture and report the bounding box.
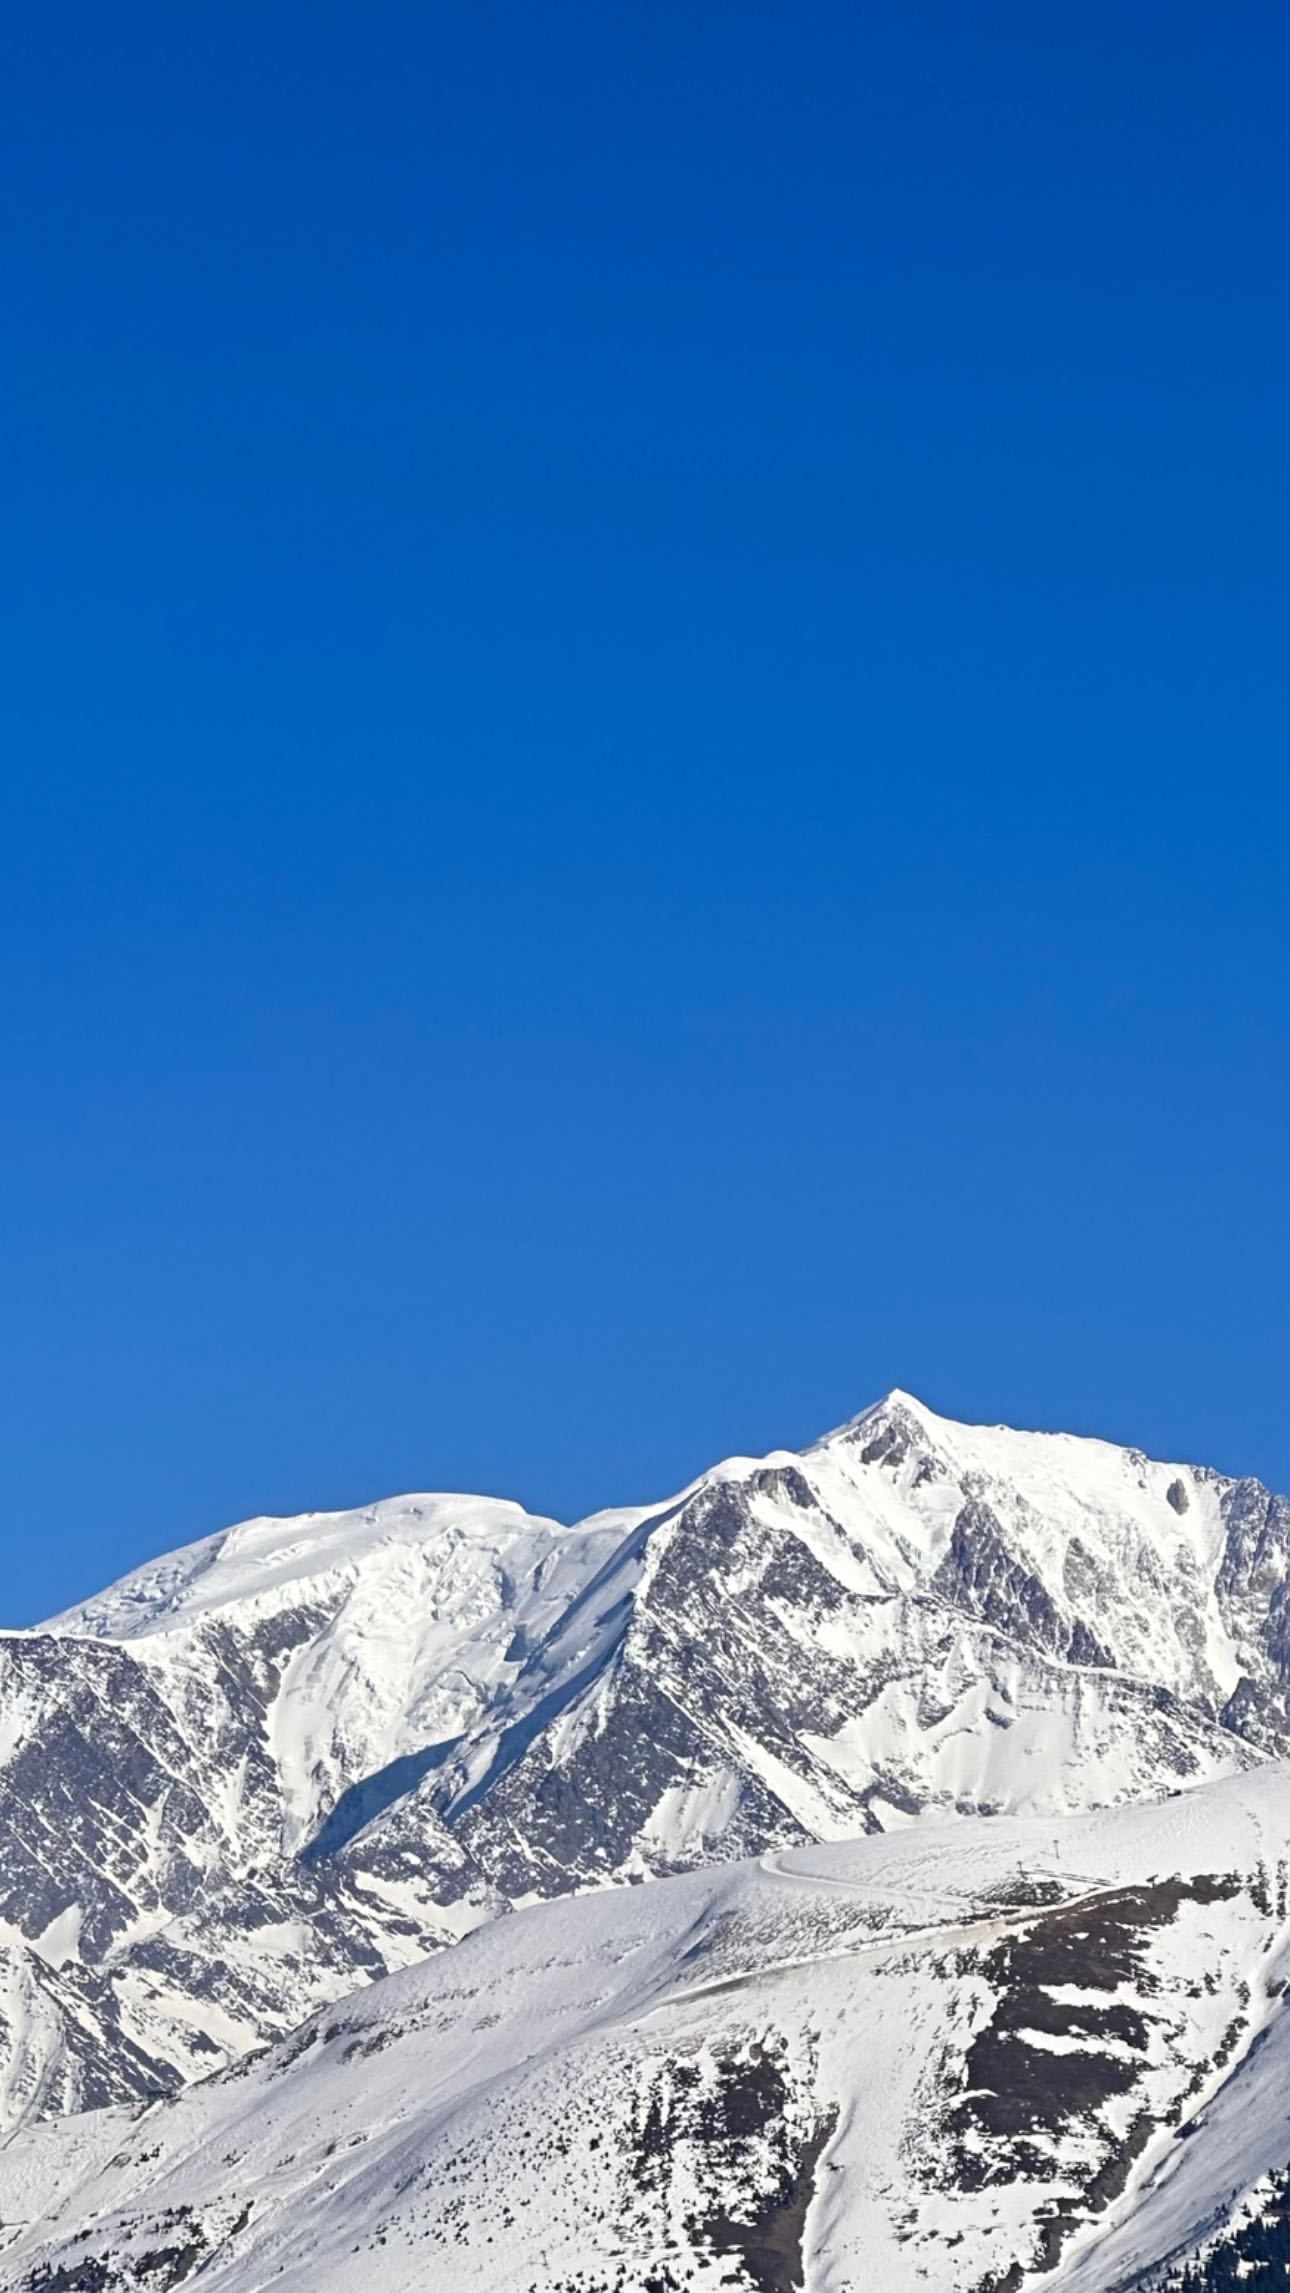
[39,1387,1233,1650]
[1,1389,1288,2146]
[42,1387,1261,1717]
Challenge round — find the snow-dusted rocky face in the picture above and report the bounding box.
[0,1389,1289,2154]
[4,1764,1290,2293]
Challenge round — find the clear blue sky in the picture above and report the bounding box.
[3,1,1287,1622]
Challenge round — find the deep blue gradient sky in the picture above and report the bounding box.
[3,2,1288,1621]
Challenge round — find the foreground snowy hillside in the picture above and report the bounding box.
[1,1390,1287,2132]
[7,1763,1290,2292]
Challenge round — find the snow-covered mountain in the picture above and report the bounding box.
[8,1760,1290,2292]
[2,1389,1290,2143]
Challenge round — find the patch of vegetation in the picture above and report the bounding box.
[1155,2168,1290,2288]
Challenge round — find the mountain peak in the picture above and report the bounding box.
[810,1383,942,1456]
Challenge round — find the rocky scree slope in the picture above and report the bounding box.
[0,1390,1288,2130]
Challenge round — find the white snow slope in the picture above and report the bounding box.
[8,1761,1290,2292]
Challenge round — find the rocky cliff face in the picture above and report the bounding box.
[1,1390,1287,2131]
